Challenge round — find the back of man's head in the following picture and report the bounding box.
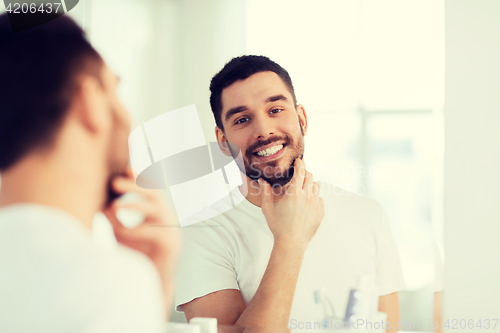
[209,55,297,131]
[0,13,103,171]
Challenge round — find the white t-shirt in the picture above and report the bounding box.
[175,183,406,329]
[0,204,165,333]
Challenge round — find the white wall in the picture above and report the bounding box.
[145,0,246,143]
[174,0,246,142]
[444,0,500,330]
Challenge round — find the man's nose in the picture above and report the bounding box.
[253,114,276,139]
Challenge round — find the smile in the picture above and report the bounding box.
[255,144,284,157]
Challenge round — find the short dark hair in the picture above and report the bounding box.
[209,55,297,131]
[0,13,103,171]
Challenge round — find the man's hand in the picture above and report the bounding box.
[102,170,181,319]
[259,158,324,249]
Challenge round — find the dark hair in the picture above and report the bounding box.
[209,55,297,131]
[0,13,103,171]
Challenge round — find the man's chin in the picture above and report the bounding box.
[262,174,294,187]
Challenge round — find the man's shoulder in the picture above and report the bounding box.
[181,188,239,226]
[181,187,255,230]
[0,206,164,332]
[179,190,261,252]
[180,209,239,248]
[0,206,158,284]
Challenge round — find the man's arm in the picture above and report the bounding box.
[183,159,324,331]
[378,292,400,333]
[184,240,306,329]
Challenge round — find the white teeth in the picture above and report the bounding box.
[256,144,284,157]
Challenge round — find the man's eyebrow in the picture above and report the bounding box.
[266,94,288,103]
[225,105,248,122]
[224,95,288,122]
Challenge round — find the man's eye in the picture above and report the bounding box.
[270,108,283,114]
[235,117,249,125]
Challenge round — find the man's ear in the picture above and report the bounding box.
[71,75,108,134]
[215,126,232,157]
[296,104,308,135]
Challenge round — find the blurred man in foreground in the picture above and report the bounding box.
[0,13,179,332]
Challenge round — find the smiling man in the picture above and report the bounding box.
[175,55,405,332]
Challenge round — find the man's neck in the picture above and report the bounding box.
[0,152,105,230]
